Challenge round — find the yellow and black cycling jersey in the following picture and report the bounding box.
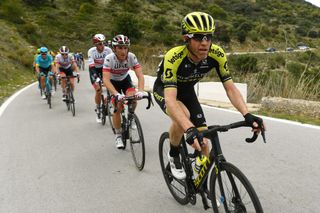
[155,44,232,89]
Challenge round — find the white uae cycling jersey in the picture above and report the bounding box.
[87,46,112,69]
[55,53,75,69]
[102,52,141,81]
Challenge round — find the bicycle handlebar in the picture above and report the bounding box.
[189,121,266,158]
[205,121,266,143]
[113,91,153,113]
[60,74,80,83]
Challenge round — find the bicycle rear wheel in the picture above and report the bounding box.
[209,162,263,213]
[129,114,145,171]
[158,132,189,205]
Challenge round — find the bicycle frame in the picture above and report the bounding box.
[179,121,266,201]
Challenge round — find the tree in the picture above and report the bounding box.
[114,13,142,41]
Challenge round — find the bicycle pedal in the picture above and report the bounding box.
[189,195,196,205]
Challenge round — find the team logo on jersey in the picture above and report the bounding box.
[197,113,203,119]
[168,51,183,64]
[165,68,173,79]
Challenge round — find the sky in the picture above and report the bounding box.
[304,0,320,7]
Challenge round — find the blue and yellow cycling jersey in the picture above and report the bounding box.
[155,44,232,89]
[35,54,54,68]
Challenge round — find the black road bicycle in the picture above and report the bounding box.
[159,121,266,212]
[61,74,79,116]
[113,93,153,171]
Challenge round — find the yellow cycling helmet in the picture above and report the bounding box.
[181,12,215,35]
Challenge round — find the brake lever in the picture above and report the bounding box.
[261,128,267,143]
[245,132,258,143]
[145,92,153,110]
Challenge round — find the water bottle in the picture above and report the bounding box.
[194,155,208,174]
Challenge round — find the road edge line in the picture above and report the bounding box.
[0,82,37,118]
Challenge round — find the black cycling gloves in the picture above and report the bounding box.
[244,113,263,128]
[185,127,203,145]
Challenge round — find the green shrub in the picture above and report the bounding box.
[207,4,227,19]
[287,61,305,78]
[230,55,258,73]
[114,12,142,41]
[0,0,25,24]
[79,3,95,14]
[153,16,168,32]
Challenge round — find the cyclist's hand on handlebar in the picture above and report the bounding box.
[116,93,125,101]
[135,91,147,99]
[185,127,203,151]
[244,113,266,133]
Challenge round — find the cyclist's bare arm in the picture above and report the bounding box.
[223,80,266,131]
[35,64,40,74]
[72,61,79,73]
[51,62,57,74]
[132,66,144,91]
[223,80,248,116]
[103,71,118,95]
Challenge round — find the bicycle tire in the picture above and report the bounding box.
[101,95,106,125]
[65,91,70,111]
[121,115,127,149]
[69,90,75,116]
[129,114,145,171]
[158,132,189,205]
[47,92,51,109]
[209,162,263,213]
[45,78,52,109]
[106,100,115,134]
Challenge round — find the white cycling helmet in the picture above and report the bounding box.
[59,46,69,54]
[112,34,130,47]
[92,33,105,44]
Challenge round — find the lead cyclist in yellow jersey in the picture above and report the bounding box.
[153,12,265,180]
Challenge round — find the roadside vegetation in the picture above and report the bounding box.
[0,0,319,125]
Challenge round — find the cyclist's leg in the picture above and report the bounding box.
[47,65,54,89]
[39,67,47,91]
[59,69,67,94]
[70,66,77,91]
[153,84,187,179]
[179,89,209,157]
[65,67,75,91]
[110,80,124,131]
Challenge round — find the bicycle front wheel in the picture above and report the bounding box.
[69,90,75,116]
[47,92,51,109]
[129,114,145,171]
[158,132,189,205]
[209,162,263,213]
[106,101,115,134]
[101,96,106,125]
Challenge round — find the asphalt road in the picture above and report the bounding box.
[0,70,319,213]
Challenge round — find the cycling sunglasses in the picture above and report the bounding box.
[40,52,47,55]
[95,42,104,46]
[187,33,213,41]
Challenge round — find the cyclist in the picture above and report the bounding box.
[74,50,85,70]
[35,46,56,99]
[107,40,112,48]
[55,46,80,101]
[33,48,41,73]
[103,34,146,149]
[88,33,113,122]
[153,12,265,180]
